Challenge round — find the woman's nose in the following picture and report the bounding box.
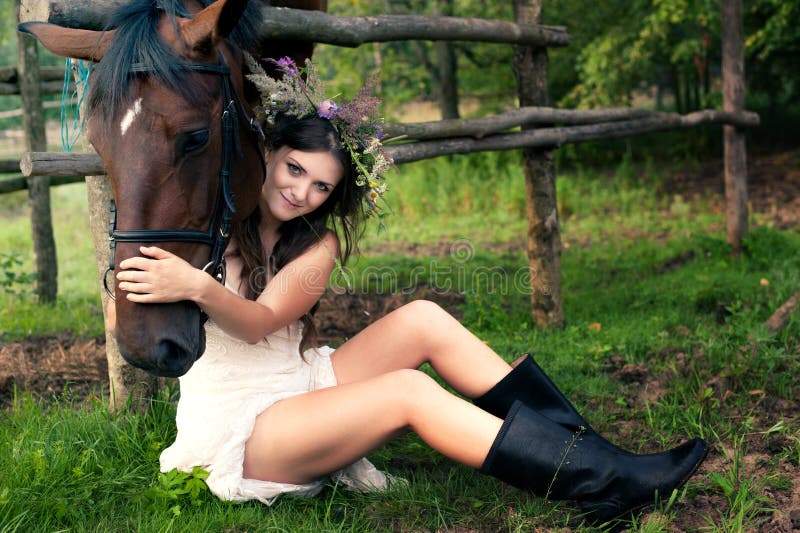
[291,180,310,204]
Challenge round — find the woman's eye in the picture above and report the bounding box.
[180,129,209,154]
[315,182,330,192]
[287,163,301,175]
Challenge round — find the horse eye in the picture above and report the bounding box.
[181,129,209,154]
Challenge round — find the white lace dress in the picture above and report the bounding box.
[159,317,391,504]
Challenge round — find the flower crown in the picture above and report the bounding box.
[245,55,392,216]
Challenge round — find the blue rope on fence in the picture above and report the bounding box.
[60,58,92,153]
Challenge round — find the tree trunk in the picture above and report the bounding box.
[15,0,57,303]
[434,0,459,120]
[512,0,563,329]
[721,0,748,253]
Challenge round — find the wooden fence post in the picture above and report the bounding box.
[434,0,459,120]
[15,0,57,303]
[512,0,563,328]
[721,0,748,253]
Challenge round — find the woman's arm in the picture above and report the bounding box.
[115,231,340,344]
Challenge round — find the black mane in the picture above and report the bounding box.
[89,0,261,117]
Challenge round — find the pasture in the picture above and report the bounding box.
[1,148,799,532]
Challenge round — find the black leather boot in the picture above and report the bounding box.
[475,353,629,453]
[480,401,707,525]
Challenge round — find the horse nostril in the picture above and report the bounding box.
[155,339,194,377]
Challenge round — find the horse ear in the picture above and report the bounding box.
[182,0,249,53]
[18,22,114,62]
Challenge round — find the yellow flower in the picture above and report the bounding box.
[369,190,379,201]
[369,181,377,189]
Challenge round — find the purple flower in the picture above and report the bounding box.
[374,124,385,139]
[317,99,340,119]
[275,56,298,76]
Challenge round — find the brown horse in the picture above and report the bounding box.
[21,0,322,377]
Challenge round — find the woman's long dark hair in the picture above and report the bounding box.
[232,114,366,354]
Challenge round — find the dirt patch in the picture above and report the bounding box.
[0,285,464,407]
[0,334,108,406]
[599,349,800,533]
[663,149,800,229]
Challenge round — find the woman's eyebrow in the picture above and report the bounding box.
[287,157,307,174]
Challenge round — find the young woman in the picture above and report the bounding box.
[107,60,707,526]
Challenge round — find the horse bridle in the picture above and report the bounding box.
[102,50,265,307]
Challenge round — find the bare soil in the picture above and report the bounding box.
[0,283,464,408]
[1,149,799,531]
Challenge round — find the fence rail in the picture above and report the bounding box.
[25,1,570,48]
[0,174,83,194]
[14,108,759,175]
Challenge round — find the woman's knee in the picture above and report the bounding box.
[378,369,442,415]
[393,300,451,338]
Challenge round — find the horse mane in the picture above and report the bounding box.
[89,0,262,118]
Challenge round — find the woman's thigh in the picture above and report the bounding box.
[242,369,426,484]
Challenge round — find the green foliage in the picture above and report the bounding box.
[0,252,35,297]
[0,183,101,340]
[144,466,210,516]
[316,0,516,118]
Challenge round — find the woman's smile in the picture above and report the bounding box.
[280,193,301,209]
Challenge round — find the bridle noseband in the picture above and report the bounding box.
[102,51,265,309]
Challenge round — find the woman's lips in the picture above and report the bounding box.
[280,193,300,209]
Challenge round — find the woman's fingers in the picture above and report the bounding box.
[118,281,152,294]
[119,256,152,271]
[125,291,159,303]
[118,246,173,270]
[116,269,148,282]
[139,245,174,259]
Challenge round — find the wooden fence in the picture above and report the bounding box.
[17,1,757,313]
[12,0,757,403]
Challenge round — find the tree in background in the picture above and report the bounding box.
[317,0,516,120]
[545,0,799,116]
[745,0,800,115]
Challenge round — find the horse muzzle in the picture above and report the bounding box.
[115,302,206,378]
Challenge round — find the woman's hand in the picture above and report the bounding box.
[116,246,207,304]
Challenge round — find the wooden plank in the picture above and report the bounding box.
[0,81,71,95]
[0,66,66,83]
[383,108,760,141]
[19,107,763,173]
[385,111,762,163]
[20,0,571,48]
[0,174,84,194]
[20,152,104,176]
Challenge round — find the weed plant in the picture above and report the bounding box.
[1,154,798,531]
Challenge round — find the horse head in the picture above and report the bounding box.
[21,0,270,377]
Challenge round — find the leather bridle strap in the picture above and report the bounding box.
[103,51,264,305]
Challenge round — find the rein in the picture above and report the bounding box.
[102,51,265,308]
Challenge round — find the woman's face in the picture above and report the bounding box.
[262,147,344,222]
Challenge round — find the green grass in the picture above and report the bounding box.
[0,181,101,340]
[1,154,799,531]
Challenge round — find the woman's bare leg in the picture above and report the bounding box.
[330,300,512,397]
[243,369,503,484]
